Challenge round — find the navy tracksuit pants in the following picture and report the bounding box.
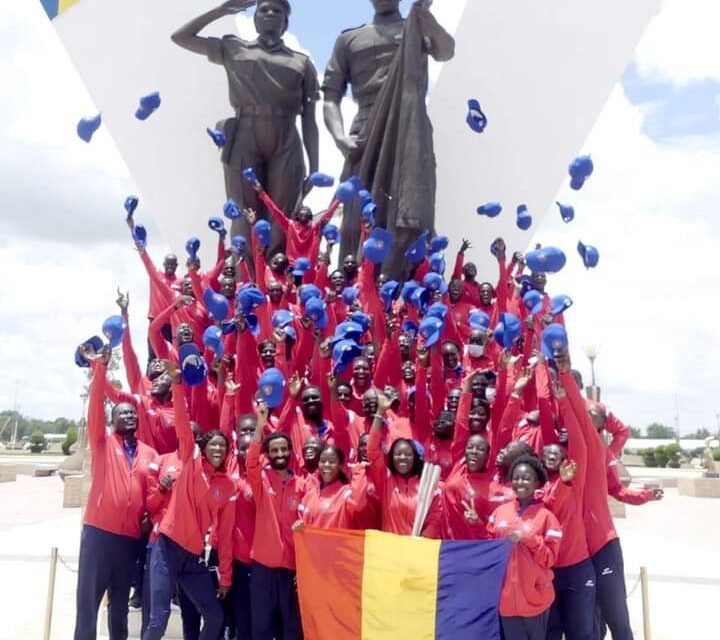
[500,609,549,640]
[592,538,634,640]
[547,557,596,640]
[74,525,140,640]
[250,561,302,640]
[142,534,224,640]
[231,561,253,640]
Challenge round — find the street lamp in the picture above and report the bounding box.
[583,345,600,401]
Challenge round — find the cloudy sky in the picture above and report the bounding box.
[2,0,719,435]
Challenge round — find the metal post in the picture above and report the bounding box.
[43,547,58,640]
[640,566,651,640]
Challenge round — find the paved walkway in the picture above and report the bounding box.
[0,474,717,639]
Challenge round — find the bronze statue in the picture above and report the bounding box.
[172,0,320,259]
[323,0,454,279]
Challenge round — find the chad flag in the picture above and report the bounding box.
[295,528,511,640]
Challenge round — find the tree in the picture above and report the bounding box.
[629,426,643,438]
[62,426,78,455]
[28,430,46,454]
[645,423,676,439]
[683,428,712,440]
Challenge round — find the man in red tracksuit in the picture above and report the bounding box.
[247,403,306,640]
[74,347,158,640]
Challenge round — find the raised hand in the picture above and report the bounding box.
[559,459,577,483]
[116,287,129,313]
[461,499,479,525]
[244,208,257,226]
[288,372,303,399]
[222,0,256,13]
[460,238,472,254]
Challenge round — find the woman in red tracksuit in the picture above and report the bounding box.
[143,368,237,640]
[487,455,562,640]
[293,444,368,530]
[366,394,442,538]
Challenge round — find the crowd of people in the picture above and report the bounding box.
[72,178,662,640]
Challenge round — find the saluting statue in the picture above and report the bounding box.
[172,0,320,258]
[323,0,454,279]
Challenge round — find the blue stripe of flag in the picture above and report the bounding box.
[39,0,59,20]
[435,539,511,640]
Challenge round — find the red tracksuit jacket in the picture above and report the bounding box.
[488,500,562,617]
[84,361,158,539]
[158,385,237,586]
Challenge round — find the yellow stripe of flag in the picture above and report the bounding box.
[361,530,440,640]
[58,0,82,14]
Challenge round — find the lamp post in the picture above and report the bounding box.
[583,345,600,402]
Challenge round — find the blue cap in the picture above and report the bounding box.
[253,220,272,247]
[477,202,502,218]
[410,286,429,311]
[468,310,490,331]
[569,155,594,191]
[179,343,208,386]
[135,92,161,120]
[523,290,544,315]
[257,367,286,408]
[242,167,258,184]
[405,231,429,263]
[208,217,226,236]
[132,224,147,248]
[426,302,448,321]
[557,202,575,223]
[525,246,566,274]
[362,202,377,225]
[272,309,294,328]
[341,286,359,306]
[223,199,242,220]
[335,180,356,203]
[577,241,599,269]
[466,98,488,133]
[430,236,449,253]
[124,195,138,219]
[185,237,201,261]
[323,223,340,244]
[219,320,237,335]
[363,228,393,264]
[349,311,370,333]
[332,339,362,375]
[245,312,260,337]
[422,272,448,295]
[230,235,246,255]
[284,326,297,341]
[348,175,365,191]
[380,280,400,311]
[203,288,230,322]
[419,316,445,348]
[74,335,104,368]
[309,172,335,188]
[542,323,569,361]
[516,204,533,231]
[237,285,265,312]
[206,127,226,148]
[401,320,419,337]
[202,325,224,359]
[357,189,373,208]
[298,284,322,307]
[493,312,521,350]
[550,294,573,317]
[429,251,446,275]
[291,257,311,277]
[77,113,102,142]
[102,315,125,349]
[401,280,420,304]
[303,297,328,329]
[332,321,364,343]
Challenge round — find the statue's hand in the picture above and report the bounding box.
[222,0,256,15]
[336,135,359,160]
[301,176,314,198]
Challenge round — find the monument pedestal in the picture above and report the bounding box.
[677,476,720,498]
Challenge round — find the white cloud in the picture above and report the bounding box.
[634,0,720,85]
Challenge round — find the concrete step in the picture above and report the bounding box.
[98,604,183,639]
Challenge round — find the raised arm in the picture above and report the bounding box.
[116,290,144,394]
[169,366,196,462]
[86,353,110,450]
[416,2,455,62]
[171,1,253,57]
